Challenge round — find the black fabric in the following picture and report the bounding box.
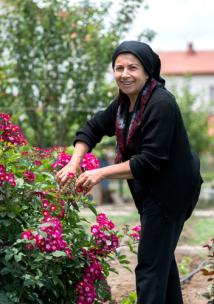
[112,40,165,84]
[74,85,203,216]
[136,200,185,304]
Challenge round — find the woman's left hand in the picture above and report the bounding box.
[75,169,104,193]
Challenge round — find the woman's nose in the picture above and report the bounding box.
[121,68,130,77]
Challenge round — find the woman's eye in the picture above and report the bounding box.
[130,66,137,70]
[115,67,123,72]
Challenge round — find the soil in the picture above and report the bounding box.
[107,250,211,303]
[81,204,214,303]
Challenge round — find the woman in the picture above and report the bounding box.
[56,41,203,304]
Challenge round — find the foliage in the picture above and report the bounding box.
[172,80,210,155]
[178,256,192,276]
[0,112,137,304]
[201,238,214,303]
[0,0,148,147]
[120,291,137,304]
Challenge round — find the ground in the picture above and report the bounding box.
[108,251,210,303]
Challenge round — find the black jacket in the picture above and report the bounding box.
[74,86,203,215]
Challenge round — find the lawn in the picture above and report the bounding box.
[179,215,214,246]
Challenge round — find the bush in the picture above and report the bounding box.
[0,113,137,304]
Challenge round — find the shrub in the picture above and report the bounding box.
[0,113,135,304]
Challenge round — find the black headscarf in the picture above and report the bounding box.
[112,40,165,85]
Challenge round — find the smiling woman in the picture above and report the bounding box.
[56,40,203,304]
[113,54,149,110]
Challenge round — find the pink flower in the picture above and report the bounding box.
[107,220,115,230]
[0,166,16,187]
[96,213,114,229]
[5,172,16,187]
[81,153,100,171]
[67,172,75,178]
[50,204,56,212]
[0,122,26,145]
[24,171,35,183]
[51,151,71,169]
[132,225,141,232]
[42,199,49,208]
[91,225,100,235]
[0,113,10,123]
[130,233,140,241]
[130,225,142,241]
[34,160,42,166]
[52,152,100,172]
[21,230,34,240]
[96,213,108,226]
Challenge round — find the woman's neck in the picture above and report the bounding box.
[129,96,137,111]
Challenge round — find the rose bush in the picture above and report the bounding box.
[0,113,138,304]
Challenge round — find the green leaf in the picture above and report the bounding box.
[0,293,12,304]
[14,252,25,262]
[51,251,67,257]
[119,259,130,265]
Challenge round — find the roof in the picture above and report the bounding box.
[158,43,214,76]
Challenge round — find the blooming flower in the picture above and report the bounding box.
[0,114,26,145]
[21,230,34,240]
[52,152,100,172]
[0,165,16,187]
[96,213,115,230]
[130,225,142,240]
[24,171,35,183]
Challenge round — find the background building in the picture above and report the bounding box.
[158,42,214,103]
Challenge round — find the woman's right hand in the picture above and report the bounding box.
[55,162,81,186]
[55,141,89,187]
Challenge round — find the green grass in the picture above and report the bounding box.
[179,216,214,246]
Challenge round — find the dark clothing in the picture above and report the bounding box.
[74,85,203,216]
[74,84,202,304]
[136,200,185,304]
[74,40,202,304]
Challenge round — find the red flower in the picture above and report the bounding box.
[24,171,35,183]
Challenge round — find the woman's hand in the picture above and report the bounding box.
[75,169,104,193]
[56,162,81,186]
[55,142,89,187]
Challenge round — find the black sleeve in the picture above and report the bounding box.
[73,100,117,150]
[129,93,176,180]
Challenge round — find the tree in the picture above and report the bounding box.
[173,80,210,155]
[0,0,151,147]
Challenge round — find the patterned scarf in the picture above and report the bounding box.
[115,78,158,163]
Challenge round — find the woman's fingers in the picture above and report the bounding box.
[76,169,102,190]
[55,164,80,185]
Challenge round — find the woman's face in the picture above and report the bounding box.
[113,53,149,102]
